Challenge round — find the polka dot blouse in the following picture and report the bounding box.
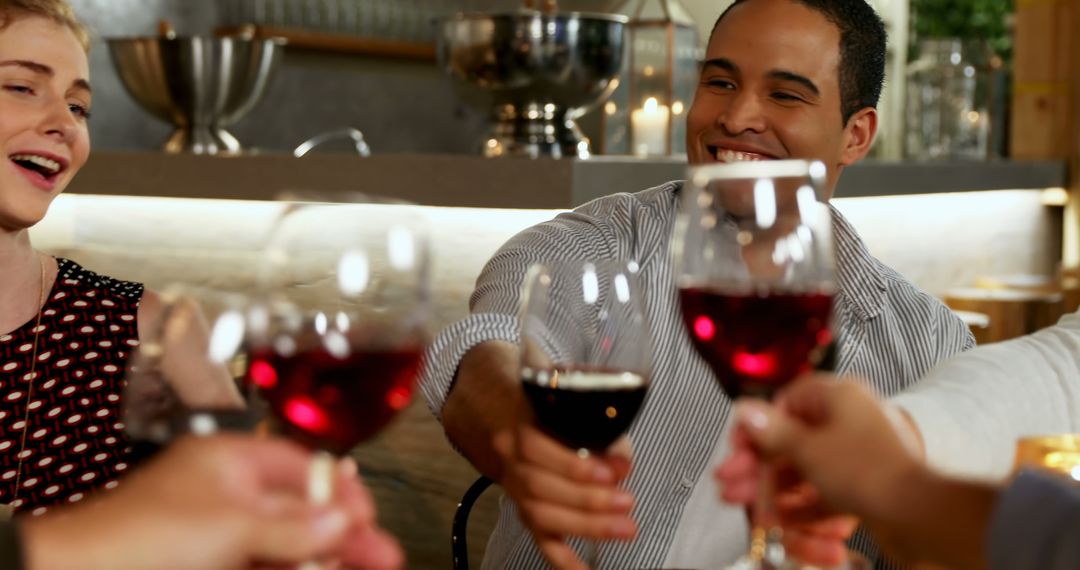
[0,258,143,516]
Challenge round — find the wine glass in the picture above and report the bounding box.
[672,160,859,569]
[124,285,260,463]
[519,260,652,569]
[247,199,430,510]
[1014,434,1080,484]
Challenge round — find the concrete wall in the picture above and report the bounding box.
[70,0,653,154]
[69,0,911,156]
[70,0,487,153]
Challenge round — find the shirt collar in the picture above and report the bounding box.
[668,182,887,322]
[830,204,888,321]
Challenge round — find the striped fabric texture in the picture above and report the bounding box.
[420,181,975,570]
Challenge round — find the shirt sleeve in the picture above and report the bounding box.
[418,209,619,422]
[987,469,1080,570]
[936,300,977,357]
[891,311,1080,480]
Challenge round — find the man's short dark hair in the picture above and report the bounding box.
[712,0,887,125]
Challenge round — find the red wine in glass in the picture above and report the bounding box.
[522,366,648,453]
[247,345,421,455]
[678,286,833,399]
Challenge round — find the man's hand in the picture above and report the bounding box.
[21,435,404,570]
[718,375,1000,570]
[716,375,924,565]
[718,428,859,565]
[493,422,638,570]
[445,342,639,570]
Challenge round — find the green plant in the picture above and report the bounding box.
[911,0,1013,60]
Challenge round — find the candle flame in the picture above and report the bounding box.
[644,97,659,114]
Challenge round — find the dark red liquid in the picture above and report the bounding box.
[522,368,648,452]
[246,347,421,455]
[679,287,833,399]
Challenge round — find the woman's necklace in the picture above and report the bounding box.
[0,253,47,521]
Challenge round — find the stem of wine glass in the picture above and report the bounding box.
[308,450,336,505]
[750,459,786,568]
[298,450,337,570]
[583,538,600,569]
[577,447,602,570]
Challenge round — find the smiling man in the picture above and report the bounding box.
[419,1,974,569]
[688,0,880,194]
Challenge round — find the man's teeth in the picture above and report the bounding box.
[715,149,767,163]
[11,154,61,175]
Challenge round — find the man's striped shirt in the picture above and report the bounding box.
[420,181,975,569]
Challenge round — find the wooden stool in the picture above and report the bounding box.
[951,309,991,345]
[1059,268,1080,314]
[974,274,1059,295]
[945,288,1064,343]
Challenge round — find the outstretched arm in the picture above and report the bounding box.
[720,377,996,569]
[20,434,403,570]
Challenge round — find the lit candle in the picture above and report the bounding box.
[630,97,670,156]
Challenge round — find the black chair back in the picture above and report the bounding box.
[452,476,495,570]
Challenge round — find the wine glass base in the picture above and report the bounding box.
[724,551,870,570]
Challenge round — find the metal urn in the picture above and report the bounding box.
[107,36,284,155]
[438,10,628,159]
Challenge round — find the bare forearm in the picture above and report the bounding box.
[442,341,524,483]
[866,468,996,570]
[875,410,995,569]
[21,513,108,570]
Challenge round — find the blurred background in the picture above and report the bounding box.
[47,1,1080,567]
[69,0,1015,159]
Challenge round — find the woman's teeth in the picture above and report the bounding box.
[11,154,62,175]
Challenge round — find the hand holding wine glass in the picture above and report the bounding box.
[20,434,403,570]
[517,260,652,568]
[716,375,927,567]
[672,160,863,569]
[124,285,255,459]
[247,200,430,517]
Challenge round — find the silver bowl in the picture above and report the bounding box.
[107,36,284,155]
[438,11,627,159]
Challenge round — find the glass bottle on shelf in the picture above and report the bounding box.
[905,39,991,160]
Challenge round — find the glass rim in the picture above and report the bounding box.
[687,159,827,187]
[1016,434,1080,449]
[526,259,642,273]
[674,277,837,293]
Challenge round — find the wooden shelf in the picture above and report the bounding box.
[215,25,437,62]
[68,153,1069,209]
